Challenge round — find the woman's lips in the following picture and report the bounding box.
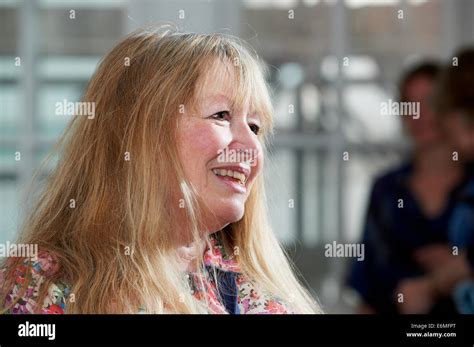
[212,172,247,194]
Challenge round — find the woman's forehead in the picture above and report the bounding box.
[200,94,232,107]
[198,61,236,97]
[193,62,242,110]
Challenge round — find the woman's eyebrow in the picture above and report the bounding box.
[204,94,232,104]
[247,114,262,125]
[199,94,232,113]
[202,94,262,123]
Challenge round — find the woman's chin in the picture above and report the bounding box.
[208,204,245,231]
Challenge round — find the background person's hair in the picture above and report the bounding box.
[0,25,321,314]
[398,61,440,103]
[435,47,474,124]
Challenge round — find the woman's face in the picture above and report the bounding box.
[442,111,474,160]
[177,62,264,233]
[402,75,442,148]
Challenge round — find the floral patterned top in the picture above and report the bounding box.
[0,232,294,314]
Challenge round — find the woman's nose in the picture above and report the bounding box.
[230,120,259,151]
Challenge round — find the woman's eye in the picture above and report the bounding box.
[249,124,260,135]
[210,111,230,121]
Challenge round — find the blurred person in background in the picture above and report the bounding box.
[347,61,471,314]
[435,48,474,314]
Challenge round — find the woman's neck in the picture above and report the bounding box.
[413,142,461,175]
[176,238,207,273]
[408,142,464,218]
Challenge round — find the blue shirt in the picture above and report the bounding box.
[450,162,474,313]
[348,161,473,313]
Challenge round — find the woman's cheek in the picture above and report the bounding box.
[193,122,230,152]
[180,120,220,156]
[254,145,264,175]
[246,151,263,193]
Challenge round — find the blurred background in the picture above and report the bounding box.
[1,0,474,313]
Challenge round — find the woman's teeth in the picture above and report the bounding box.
[212,169,246,185]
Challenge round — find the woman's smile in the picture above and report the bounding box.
[211,164,251,194]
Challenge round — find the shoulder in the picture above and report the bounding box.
[235,274,295,314]
[1,251,69,314]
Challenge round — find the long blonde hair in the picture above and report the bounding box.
[1,25,321,314]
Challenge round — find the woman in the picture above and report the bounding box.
[436,48,474,314]
[347,62,469,314]
[0,26,321,314]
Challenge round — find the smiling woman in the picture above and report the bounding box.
[0,25,321,314]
